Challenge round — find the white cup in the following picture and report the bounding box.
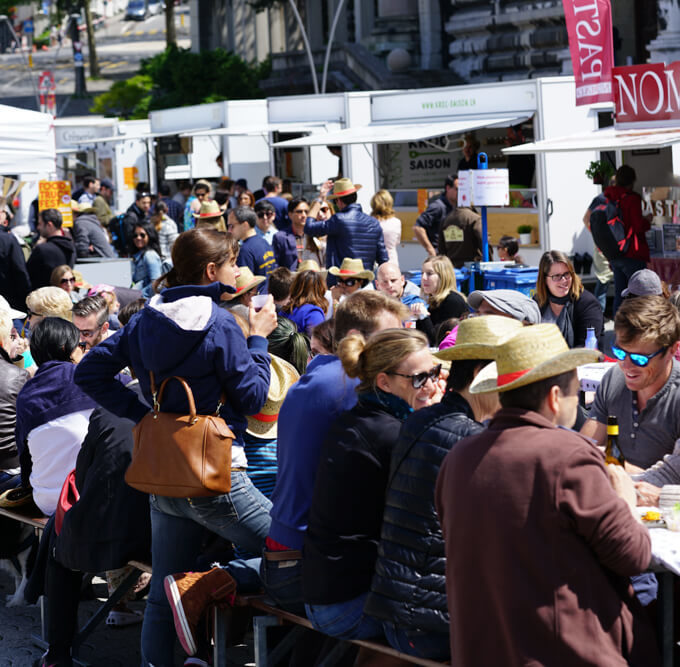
[251,294,269,312]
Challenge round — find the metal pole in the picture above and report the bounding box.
[478,152,489,261]
[321,0,347,94]
[0,15,40,110]
[287,0,318,94]
[69,13,87,96]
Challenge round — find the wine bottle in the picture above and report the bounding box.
[605,416,625,466]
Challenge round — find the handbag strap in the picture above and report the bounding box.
[149,371,226,420]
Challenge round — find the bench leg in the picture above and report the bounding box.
[213,606,229,667]
[71,567,142,658]
[317,639,353,667]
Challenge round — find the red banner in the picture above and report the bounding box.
[562,0,615,106]
[613,61,680,126]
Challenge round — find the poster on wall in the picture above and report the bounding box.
[379,138,457,189]
[38,180,73,227]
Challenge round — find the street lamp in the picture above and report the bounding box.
[68,13,87,96]
[0,14,40,110]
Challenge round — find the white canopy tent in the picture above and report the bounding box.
[0,104,56,175]
[272,114,531,148]
[502,126,680,154]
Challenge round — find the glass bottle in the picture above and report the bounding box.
[605,416,625,467]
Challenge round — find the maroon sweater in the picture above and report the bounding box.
[435,409,658,667]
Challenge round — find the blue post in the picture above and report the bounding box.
[477,152,489,261]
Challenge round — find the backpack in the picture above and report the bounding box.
[108,213,128,256]
[589,193,634,262]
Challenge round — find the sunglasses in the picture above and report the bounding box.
[77,341,88,351]
[388,364,442,389]
[60,277,76,285]
[319,207,330,213]
[257,211,274,218]
[133,233,148,239]
[611,344,667,367]
[337,277,359,287]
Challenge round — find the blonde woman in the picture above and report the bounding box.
[414,255,468,345]
[303,328,441,641]
[26,286,74,328]
[370,189,401,265]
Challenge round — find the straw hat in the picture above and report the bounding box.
[223,266,265,300]
[246,354,299,438]
[327,177,362,199]
[192,200,223,219]
[470,323,601,394]
[297,259,322,273]
[435,315,523,361]
[73,201,96,214]
[328,257,374,281]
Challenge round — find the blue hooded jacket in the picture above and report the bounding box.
[74,282,271,446]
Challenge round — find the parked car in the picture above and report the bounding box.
[125,0,147,20]
[148,0,163,15]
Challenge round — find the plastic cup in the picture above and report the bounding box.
[251,294,269,312]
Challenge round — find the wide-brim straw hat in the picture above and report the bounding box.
[192,200,223,219]
[470,323,601,394]
[435,315,523,361]
[297,259,328,278]
[328,257,374,281]
[222,266,265,300]
[327,177,362,199]
[246,354,299,438]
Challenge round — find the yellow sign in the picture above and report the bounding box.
[38,180,73,227]
[123,166,139,191]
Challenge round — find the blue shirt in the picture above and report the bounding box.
[268,355,359,549]
[238,234,278,293]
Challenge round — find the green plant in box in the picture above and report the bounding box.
[585,160,615,185]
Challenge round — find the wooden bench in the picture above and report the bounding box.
[215,594,449,667]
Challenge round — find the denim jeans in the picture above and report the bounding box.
[593,279,609,312]
[305,593,383,641]
[140,471,271,667]
[259,554,305,615]
[382,621,450,661]
[611,257,646,314]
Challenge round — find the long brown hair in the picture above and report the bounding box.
[154,228,239,291]
[535,250,583,308]
[421,255,464,309]
[284,270,328,314]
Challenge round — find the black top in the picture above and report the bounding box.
[26,235,76,289]
[0,227,31,311]
[303,400,404,605]
[537,288,604,349]
[417,291,469,345]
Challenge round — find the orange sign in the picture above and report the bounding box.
[123,166,139,191]
[39,180,73,227]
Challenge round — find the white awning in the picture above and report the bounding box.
[503,126,680,154]
[64,127,214,148]
[272,114,531,148]
[181,121,332,138]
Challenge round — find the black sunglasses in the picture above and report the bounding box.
[337,277,359,287]
[60,277,76,284]
[388,364,442,389]
[133,232,148,239]
[77,341,87,351]
[257,211,273,218]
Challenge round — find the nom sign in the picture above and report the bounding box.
[613,61,680,127]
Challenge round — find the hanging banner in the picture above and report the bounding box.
[38,180,73,227]
[562,0,615,106]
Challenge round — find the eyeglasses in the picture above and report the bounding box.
[337,277,358,287]
[133,233,148,239]
[611,344,667,367]
[547,271,571,283]
[78,324,103,339]
[387,364,442,389]
[60,277,76,285]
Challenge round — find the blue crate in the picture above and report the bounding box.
[482,267,538,297]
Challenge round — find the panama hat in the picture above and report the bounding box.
[470,323,601,394]
[246,355,299,438]
[0,294,25,320]
[222,266,265,300]
[327,177,362,199]
[297,259,328,279]
[328,258,375,282]
[435,315,523,361]
[192,200,223,219]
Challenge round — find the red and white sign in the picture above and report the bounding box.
[613,61,680,127]
[38,70,56,116]
[562,0,615,106]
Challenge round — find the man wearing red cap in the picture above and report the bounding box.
[306,178,388,271]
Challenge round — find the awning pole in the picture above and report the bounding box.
[478,152,489,261]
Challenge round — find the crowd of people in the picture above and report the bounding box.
[0,164,677,667]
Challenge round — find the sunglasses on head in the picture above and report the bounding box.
[611,344,667,367]
[337,277,359,287]
[388,364,442,389]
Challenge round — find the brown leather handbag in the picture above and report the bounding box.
[125,372,234,497]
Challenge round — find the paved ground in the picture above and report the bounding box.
[0,568,254,666]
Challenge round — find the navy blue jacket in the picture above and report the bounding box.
[0,226,31,312]
[74,282,271,446]
[365,390,484,635]
[304,203,388,270]
[271,225,302,270]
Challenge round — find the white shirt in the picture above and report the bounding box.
[28,409,93,516]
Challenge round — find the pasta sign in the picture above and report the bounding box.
[613,62,680,126]
[562,0,615,106]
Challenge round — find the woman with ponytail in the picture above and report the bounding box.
[302,328,442,641]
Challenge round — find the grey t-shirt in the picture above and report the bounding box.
[589,359,680,469]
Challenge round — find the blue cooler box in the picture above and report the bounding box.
[482,267,538,297]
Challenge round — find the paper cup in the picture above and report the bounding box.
[251,294,269,312]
